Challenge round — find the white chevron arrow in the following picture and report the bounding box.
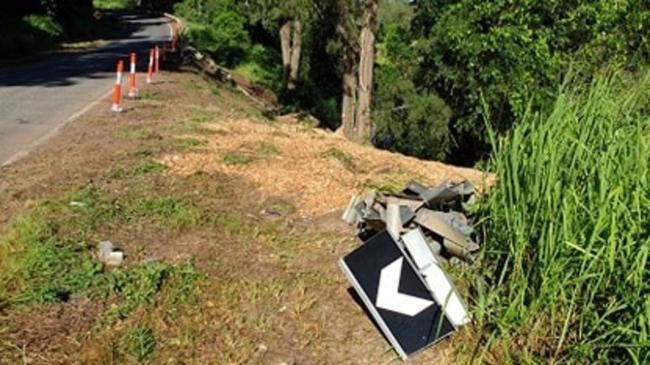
[375,258,434,316]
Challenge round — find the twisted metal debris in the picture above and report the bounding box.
[342,180,480,262]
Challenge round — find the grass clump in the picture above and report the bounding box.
[105,262,168,320]
[111,159,167,179]
[321,147,357,172]
[0,213,104,307]
[118,325,156,363]
[132,159,166,176]
[139,90,162,101]
[118,126,159,141]
[0,188,203,310]
[222,152,255,166]
[473,71,650,364]
[239,141,281,157]
[104,261,202,322]
[175,110,214,134]
[174,137,206,150]
[127,197,201,230]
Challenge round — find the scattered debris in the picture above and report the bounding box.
[97,240,125,266]
[342,180,480,262]
[69,201,86,207]
[339,180,477,359]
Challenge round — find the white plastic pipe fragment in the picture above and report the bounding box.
[401,228,471,328]
[385,198,402,240]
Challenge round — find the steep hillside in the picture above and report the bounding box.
[0,68,486,365]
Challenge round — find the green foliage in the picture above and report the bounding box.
[414,0,650,162]
[234,44,283,92]
[106,262,168,319]
[474,71,650,364]
[23,14,63,37]
[175,0,251,66]
[0,15,62,58]
[132,159,167,176]
[93,0,137,9]
[119,326,157,363]
[0,186,203,329]
[0,213,105,306]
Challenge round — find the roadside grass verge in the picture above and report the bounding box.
[111,159,167,179]
[175,109,215,134]
[472,71,650,364]
[118,126,161,141]
[0,187,201,310]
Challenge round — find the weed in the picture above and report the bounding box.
[106,262,168,320]
[165,261,204,307]
[119,326,156,363]
[321,147,357,172]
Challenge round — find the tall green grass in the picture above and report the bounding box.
[474,71,650,364]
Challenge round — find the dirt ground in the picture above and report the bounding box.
[0,67,486,364]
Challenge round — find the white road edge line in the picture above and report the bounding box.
[1,88,114,167]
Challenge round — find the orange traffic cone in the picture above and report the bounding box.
[127,52,139,99]
[146,48,154,84]
[110,60,124,113]
[154,45,160,74]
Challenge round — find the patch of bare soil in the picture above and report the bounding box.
[0,68,484,364]
[0,298,105,365]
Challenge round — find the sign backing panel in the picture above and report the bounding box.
[339,231,454,359]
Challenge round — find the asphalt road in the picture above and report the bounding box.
[0,13,172,166]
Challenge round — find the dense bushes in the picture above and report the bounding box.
[173,1,648,164]
[0,15,63,58]
[175,0,250,67]
[0,0,100,59]
[414,0,650,162]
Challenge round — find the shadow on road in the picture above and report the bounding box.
[0,13,171,88]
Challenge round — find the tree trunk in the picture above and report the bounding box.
[279,20,292,85]
[340,50,358,138]
[355,0,378,141]
[287,19,302,90]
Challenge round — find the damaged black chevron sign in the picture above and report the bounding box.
[339,231,455,359]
